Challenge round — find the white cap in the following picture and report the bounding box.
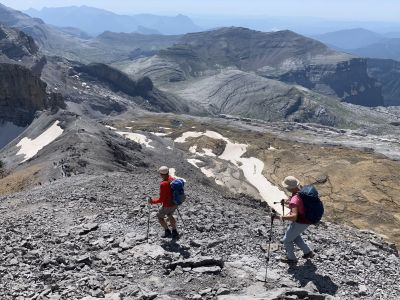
[159,166,169,175]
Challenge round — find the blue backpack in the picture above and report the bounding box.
[298,185,324,224]
[170,178,186,206]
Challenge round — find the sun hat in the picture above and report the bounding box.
[281,176,300,190]
[159,166,169,175]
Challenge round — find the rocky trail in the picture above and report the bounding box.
[0,170,398,300]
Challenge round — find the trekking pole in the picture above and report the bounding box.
[264,209,276,283]
[274,199,286,235]
[146,198,151,243]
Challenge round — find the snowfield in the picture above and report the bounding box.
[175,131,288,213]
[16,121,64,163]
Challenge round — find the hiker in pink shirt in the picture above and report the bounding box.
[274,176,314,263]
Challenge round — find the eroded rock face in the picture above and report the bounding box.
[75,63,153,98]
[74,63,188,113]
[0,62,66,129]
[367,58,400,106]
[270,58,384,107]
[0,25,38,60]
[0,64,47,126]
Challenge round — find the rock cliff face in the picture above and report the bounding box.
[367,58,400,106]
[268,58,384,107]
[0,25,38,60]
[0,64,48,126]
[74,63,188,113]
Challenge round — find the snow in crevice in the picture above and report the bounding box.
[175,131,287,212]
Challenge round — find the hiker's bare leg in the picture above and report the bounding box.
[167,215,177,230]
[158,217,169,229]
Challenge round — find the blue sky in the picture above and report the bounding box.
[2,0,400,21]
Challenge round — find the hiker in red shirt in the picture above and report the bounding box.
[148,166,179,238]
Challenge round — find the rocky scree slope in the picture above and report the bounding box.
[167,69,344,126]
[0,170,398,300]
[0,111,150,196]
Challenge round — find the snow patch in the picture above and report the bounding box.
[187,158,203,167]
[175,131,287,212]
[189,145,198,153]
[16,121,64,163]
[105,125,117,130]
[150,132,169,137]
[116,132,154,149]
[169,168,186,182]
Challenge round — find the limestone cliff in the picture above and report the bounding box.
[74,63,188,113]
[367,58,400,106]
[0,63,65,127]
[268,58,384,107]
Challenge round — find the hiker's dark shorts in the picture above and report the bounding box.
[157,206,177,218]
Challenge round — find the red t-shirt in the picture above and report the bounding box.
[152,176,176,208]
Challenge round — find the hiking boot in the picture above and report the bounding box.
[302,251,315,259]
[171,229,180,239]
[276,255,298,264]
[161,229,172,238]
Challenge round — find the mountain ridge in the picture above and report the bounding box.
[24,5,202,35]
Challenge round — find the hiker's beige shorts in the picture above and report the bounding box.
[157,206,177,218]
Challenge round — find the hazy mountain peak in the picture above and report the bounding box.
[314,28,385,50]
[24,5,201,35]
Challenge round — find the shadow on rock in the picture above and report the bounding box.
[288,261,338,295]
[160,239,191,259]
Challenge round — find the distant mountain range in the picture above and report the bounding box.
[25,6,202,36]
[313,28,400,61]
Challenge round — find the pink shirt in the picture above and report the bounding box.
[289,194,310,224]
[289,194,305,215]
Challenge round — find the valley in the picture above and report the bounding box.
[0,2,399,299]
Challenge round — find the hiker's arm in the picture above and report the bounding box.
[149,196,159,204]
[150,197,160,204]
[151,181,170,204]
[281,206,298,222]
